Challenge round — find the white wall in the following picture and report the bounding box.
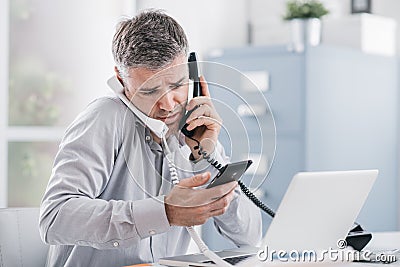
[137,0,400,55]
[136,0,247,57]
[0,0,9,207]
[373,0,400,54]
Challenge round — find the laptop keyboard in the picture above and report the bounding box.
[203,255,252,265]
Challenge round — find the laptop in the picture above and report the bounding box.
[159,170,378,266]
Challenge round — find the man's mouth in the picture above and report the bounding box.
[157,111,181,124]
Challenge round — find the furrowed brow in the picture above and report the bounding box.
[169,77,186,87]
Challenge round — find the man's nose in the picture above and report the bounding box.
[159,90,176,111]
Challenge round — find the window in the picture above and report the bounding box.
[1,0,135,207]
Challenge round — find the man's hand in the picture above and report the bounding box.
[165,172,237,226]
[184,76,222,159]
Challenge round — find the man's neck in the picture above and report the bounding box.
[151,131,161,144]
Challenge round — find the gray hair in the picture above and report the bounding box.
[112,9,189,76]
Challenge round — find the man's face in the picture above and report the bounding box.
[120,55,189,134]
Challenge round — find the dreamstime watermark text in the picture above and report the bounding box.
[257,239,397,263]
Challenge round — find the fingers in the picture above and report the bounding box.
[186,76,212,110]
[208,208,227,218]
[185,77,222,132]
[186,96,213,112]
[217,181,238,192]
[200,76,210,97]
[177,172,211,188]
[190,190,236,224]
[209,189,236,212]
[185,104,212,122]
[165,184,238,226]
[184,102,222,132]
[206,181,238,201]
[186,116,221,131]
[198,189,236,221]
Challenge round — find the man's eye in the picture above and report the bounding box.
[142,90,157,95]
[171,84,183,90]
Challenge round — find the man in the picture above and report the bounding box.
[39,10,261,267]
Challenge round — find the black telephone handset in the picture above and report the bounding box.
[180,52,203,138]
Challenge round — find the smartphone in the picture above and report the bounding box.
[206,160,253,189]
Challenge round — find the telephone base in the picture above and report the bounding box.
[345,224,372,251]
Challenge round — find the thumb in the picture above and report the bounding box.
[178,172,211,188]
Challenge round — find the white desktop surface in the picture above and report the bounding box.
[149,232,400,267]
[240,232,400,267]
[365,231,400,250]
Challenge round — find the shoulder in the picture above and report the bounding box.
[64,96,138,138]
[73,96,138,124]
[85,96,126,116]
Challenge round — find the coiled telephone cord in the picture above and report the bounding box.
[187,135,276,218]
[237,180,275,218]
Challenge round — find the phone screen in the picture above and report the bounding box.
[206,160,252,189]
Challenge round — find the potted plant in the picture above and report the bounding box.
[283,0,329,52]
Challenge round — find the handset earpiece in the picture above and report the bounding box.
[188,52,202,98]
[107,76,169,139]
[180,52,203,138]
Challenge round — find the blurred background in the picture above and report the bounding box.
[1,0,400,250]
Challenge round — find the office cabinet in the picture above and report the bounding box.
[201,45,399,250]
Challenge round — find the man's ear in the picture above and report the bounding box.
[114,66,124,85]
[114,66,131,99]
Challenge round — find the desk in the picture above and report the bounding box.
[240,232,400,266]
[365,232,400,250]
[126,232,400,266]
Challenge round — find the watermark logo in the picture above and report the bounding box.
[336,239,347,249]
[257,239,397,263]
